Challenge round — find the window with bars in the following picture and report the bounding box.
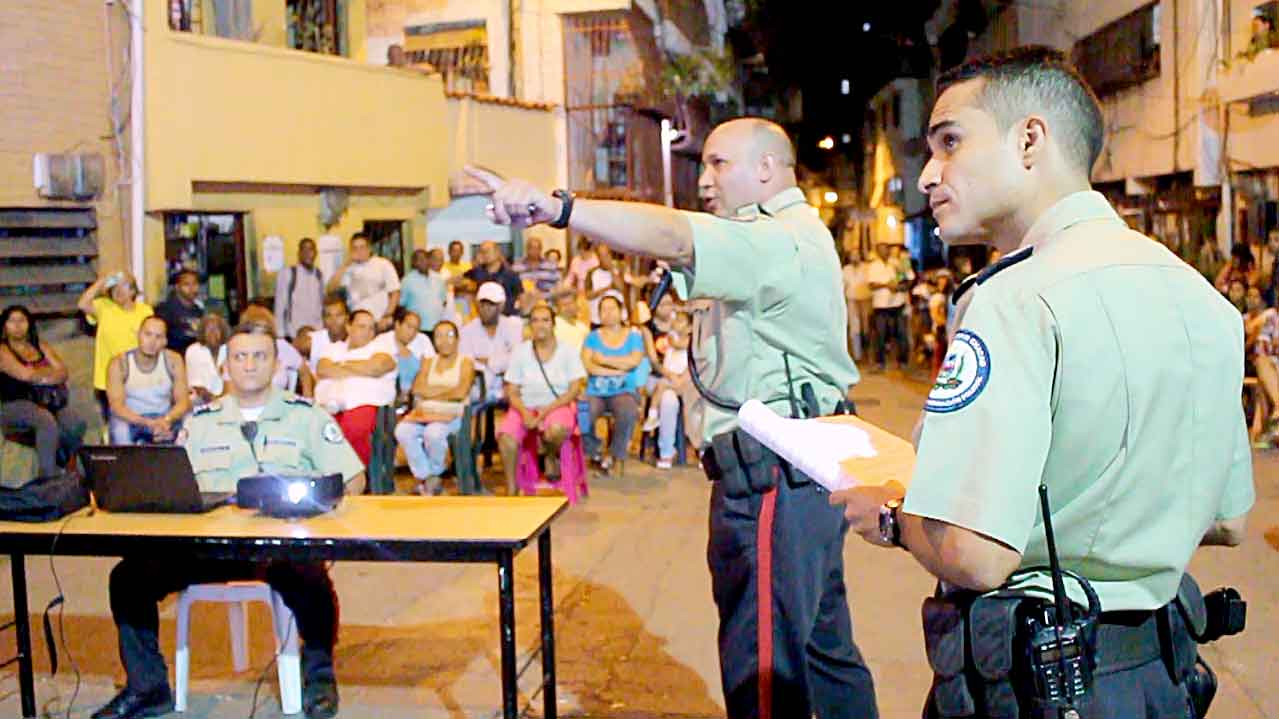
[404,21,490,94]
[0,208,98,316]
[1073,3,1161,97]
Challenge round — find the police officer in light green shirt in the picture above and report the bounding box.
[831,48,1253,718]
[93,322,363,719]
[467,117,878,719]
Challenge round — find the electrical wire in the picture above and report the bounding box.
[46,514,83,719]
[245,613,294,719]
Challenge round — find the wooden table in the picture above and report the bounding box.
[0,495,568,719]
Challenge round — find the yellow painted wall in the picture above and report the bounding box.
[443,95,564,254]
[141,0,449,298]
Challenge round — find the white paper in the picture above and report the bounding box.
[737,400,877,492]
[261,235,285,273]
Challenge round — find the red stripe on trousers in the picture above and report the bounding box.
[757,483,779,719]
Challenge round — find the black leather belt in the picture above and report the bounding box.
[1095,609,1162,674]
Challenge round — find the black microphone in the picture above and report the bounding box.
[240,421,258,445]
[649,268,673,312]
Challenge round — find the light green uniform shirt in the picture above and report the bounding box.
[674,186,860,442]
[904,191,1254,611]
[181,389,364,493]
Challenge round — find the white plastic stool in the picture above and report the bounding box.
[174,581,302,714]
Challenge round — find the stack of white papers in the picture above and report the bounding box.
[737,400,878,492]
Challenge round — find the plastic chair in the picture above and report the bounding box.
[174,582,301,715]
[446,373,487,494]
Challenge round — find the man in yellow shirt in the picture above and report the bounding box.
[77,271,154,421]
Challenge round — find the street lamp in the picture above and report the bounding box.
[818,136,835,150]
[824,190,839,204]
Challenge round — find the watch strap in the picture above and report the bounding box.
[549,189,574,229]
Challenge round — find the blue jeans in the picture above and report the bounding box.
[108,413,181,445]
[657,389,681,459]
[394,417,462,478]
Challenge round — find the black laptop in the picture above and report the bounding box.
[78,446,235,513]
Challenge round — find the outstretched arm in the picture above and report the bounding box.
[465,167,695,267]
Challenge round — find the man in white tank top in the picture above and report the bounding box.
[106,316,192,444]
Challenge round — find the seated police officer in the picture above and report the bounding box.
[832,48,1254,718]
[93,321,365,719]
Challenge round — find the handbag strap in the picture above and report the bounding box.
[533,342,560,400]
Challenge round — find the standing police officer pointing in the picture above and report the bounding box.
[469,117,879,718]
[832,48,1254,718]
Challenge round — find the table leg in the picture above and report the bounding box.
[538,530,557,719]
[11,554,36,718]
[498,549,517,719]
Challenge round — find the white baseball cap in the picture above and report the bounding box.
[476,281,507,305]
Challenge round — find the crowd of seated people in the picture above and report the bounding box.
[4,232,721,495]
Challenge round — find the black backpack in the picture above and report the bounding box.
[0,469,90,522]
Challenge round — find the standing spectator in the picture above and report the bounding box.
[395,320,474,495]
[498,302,587,497]
[586,244,626,326]
[0,305,86,477]
[865,241,912,370]
[106,317,191,445]
[562,237,599,293]
[77,270,154,421]
[273,237,325,340]
[314,310,397,466]
[399,249,449,333]
[385,307,435,404]
[153,269,204,355]
[458,282,524,402]
[512,236,562,298]
[1226,279,1248,313]
[1260,230,1279,306]
[442,239,472,279]
[1215,243,1258,294]
[308,295,349,374]
[184,312,230,404]
[462,241,523,315]
[551,288,589,349]
[1254,295,1279,446]
[326,232,401,332]
[842,246,872,361]
[580,295,649,475]
[928,271,954,375]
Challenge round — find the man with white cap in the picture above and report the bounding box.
[459,282,525,402]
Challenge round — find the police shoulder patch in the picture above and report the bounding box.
[322,421,344,444]
[925,330,991,413]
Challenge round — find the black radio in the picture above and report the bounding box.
[1018,485,1101,711]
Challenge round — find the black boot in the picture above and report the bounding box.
[91,686,174,719]
[302,646,339,719]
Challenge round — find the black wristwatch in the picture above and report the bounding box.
[878,498,905,549]
[549,189,574,229]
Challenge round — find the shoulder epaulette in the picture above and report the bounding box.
[950,246,1035,305]
[283,393,314,407]
[193,401,221,415]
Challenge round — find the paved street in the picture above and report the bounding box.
[0,348,1275,718]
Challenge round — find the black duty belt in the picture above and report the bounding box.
[1095,610,1162,674]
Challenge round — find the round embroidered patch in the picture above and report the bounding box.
[925,330,991,413]
[323,421,344,444]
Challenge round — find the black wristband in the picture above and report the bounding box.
[549,189,574,229]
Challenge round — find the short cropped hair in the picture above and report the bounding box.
[227,319,277,354]
[937,46,1104,176]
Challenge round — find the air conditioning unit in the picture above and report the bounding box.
[33,153,105,200]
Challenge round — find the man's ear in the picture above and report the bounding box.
[1019,116,1048,170]
[758,152,777,184]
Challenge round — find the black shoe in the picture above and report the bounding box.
[303,676,340,719]
[91,686,174,719]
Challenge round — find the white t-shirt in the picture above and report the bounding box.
[185,343,224,397]
[458,315,525,400]
[842,263,871,302]
[587,268,616,325]
[377,330,436,360]
[342,256,401,319]
[505,339,587,409]
[314,332,397,410]
[273,339,305,392]
[866,258,910,309]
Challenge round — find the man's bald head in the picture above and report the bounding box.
[699,117,798,216]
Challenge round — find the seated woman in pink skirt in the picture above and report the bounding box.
[497,302,588,499]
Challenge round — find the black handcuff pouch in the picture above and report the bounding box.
[921,591,1029,719]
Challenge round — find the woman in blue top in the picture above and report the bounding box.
[581,294,649,474]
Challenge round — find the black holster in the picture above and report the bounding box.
[1168,574,1246,718]
[703,429,806,499]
